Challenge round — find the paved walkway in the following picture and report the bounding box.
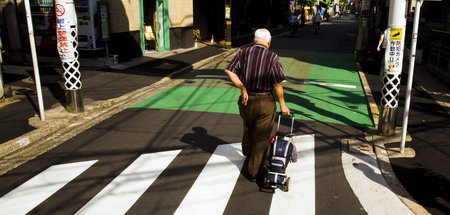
[360,52,450,215]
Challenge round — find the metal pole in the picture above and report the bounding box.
[378,0,407,136]
[0,37,4,99]
[24,0,46,121]
[355,0,370,61]
[225,0,232,49]
[400,0,423,153]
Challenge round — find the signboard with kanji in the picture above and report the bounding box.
[56,0,77,63]
[384,27,405,75]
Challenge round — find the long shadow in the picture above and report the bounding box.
[386,158,450,215]
[181,127,228,153]
[24,66,66,110]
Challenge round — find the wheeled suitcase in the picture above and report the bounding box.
[263,113,297,192]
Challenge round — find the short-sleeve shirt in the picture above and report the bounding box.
[226,44,286,92]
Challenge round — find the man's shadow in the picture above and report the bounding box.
[181,127,244,168]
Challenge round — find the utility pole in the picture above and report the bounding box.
[378,0,407,136]
[355,0,370,62]
[56,0,84,113]
[225,0,232,49]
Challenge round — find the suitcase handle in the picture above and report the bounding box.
[276,113,295,133]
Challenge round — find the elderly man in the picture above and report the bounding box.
[224,28,290,182]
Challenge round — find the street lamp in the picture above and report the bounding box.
[400,0,442,153]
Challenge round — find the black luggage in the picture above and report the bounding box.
[263,113,297,192]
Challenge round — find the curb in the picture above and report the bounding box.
[0,48,240,175]
[356,62,431,215]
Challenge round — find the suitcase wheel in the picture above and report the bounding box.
[281,177,290,192]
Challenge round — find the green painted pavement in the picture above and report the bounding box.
[130,51,374,128]
[130,86,241,114]
[285,53,373,128]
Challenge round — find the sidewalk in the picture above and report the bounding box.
[360,54,450,215]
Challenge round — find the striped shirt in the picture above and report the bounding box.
[226,44,286,92]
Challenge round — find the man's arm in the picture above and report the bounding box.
[224,69,248,106]
[273,82,290,115]
[377,33,385,52]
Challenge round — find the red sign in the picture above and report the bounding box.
[56,4,65,17]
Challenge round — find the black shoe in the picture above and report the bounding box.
[247,174,257,182]
[243,169,257,182]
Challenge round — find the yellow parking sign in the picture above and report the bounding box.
[390,28,402,41]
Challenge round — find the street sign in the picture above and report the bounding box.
[390,28,402,40]
[225,5,231,19]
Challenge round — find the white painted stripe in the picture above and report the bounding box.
[288,79,357,89]
[195,75,228,79]
[270,134,315,215]
[174,143,244,215]
[342,152,414,215]
[76,150,181,215]
[0,160,97,215]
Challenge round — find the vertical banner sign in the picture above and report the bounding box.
[361,0,370,16]
[384,27,404,75]
[99,3,110,41]
[225,6,231,19]
[56,1,77,63]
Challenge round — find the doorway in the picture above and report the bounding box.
[143,0,157,52]
[141,0,170,52]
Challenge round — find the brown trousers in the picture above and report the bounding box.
[238,94,276,176]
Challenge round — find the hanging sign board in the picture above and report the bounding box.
[99,2,110,41]
[55,0,78,62]
[384,27,405,75]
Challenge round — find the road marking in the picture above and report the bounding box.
[0,160,97,215]
[270,134,315,215]
[195,75,357,89]
[288,79,357,89]
[76,150,181,215]
[174,143,244,215]
[195,75,228,79]
[342,152,414,215]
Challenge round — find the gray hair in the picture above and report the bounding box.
[254,28,271,43]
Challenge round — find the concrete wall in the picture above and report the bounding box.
[169,0,194,49]
[107,0,141,33]
[169,0,193,28]
[106,0,142,61]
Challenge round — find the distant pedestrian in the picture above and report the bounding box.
[313,12,323,33]
[224,28,290,182]
[377,28,388,54]
[289,13,299,34]
[377,28,388,78]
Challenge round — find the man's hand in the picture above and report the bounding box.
[224,69,248,106]
[241,88,248,106]
[280,104,290,115]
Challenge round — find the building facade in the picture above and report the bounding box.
[0,0,290,63]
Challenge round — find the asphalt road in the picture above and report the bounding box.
[0,16,424,214]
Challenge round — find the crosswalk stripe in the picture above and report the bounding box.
[342,152,414,215]
[76,150,181,215]
[0,160,97,215]
[174,143,244,215]
[270,134,315,215]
